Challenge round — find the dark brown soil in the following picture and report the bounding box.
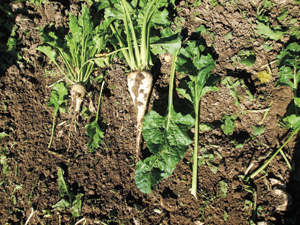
[1,0,300,224]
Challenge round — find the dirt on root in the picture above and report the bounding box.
[1,0,300,224]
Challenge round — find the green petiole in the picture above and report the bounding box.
[121,0,141,68]
[247,125,300,181]
[48,107,58,148]
[110,24,133,69]
[141,0,158,69]
[191,93,200,199]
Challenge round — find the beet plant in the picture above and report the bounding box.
[37,4,111,118]
[176,41,219,198]
[100,0,181,156]
[37,5,110,148]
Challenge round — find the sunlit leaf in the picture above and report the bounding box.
[72,193,84,217]
[217,180,228,198]
[221,115,235,136]
[251,125,265,136]
[85,120,105,153]
[256,22,286,41]
[57,167,71,198]
[135,109,194,193]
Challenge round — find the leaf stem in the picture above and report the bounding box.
[48,108,58,148]
[121,0,136,70]
[191,100,199,199]
[294,63,299,116]
[121,0,141,68]
[167,49,179,121]
[96,81,105,122]
[141,0,158,69]
[58,49,77,83]
[248,126,300,180]
[110,24,132,69]
[252,189,257,222]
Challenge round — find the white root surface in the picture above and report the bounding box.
[71,83,86,114]
[127,71,153,157]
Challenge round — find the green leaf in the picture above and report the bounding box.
[151,29,182,55]
[221,115,235,136]
[199,123,213,131]
[283,114,300,131]
[79,5,93,37]
[251,125,265,136]
[47,83,68,110]
[71,193,84,217]
[294,97,300,108]
[47,82,68,148]
[53,167,84,217]
[278,9,289,21]
[57,167,71,198]
[276,43,300,78]
[135,0,170,27]
[240,55,256,66]
[68,13,82,43]
[286,42,300,52]
[36,45,58,64]
[198,157,206,166]
[149,8,170,26]
[135,108,194,193]
[277,66,295,90]
[85,120,105,153]
[256,22,286,41]
[52,197,71,210]
[176,80,193,103]
[207,161,218,174]
[217,180,228,198]
[176,41,217,104]
[37,4,110,84]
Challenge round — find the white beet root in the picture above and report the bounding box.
[71,83,86,114]
[127,71,153,156]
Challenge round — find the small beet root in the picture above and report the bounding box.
[127,71,153,157]
[71,83,86,114]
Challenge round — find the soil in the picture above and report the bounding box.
[0,0,300,224]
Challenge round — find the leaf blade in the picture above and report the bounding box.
[135,109,194,193]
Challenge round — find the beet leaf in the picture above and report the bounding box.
[85,82,105,153]
[36,4,111,85]
[53,167,84,218]
[47,82,68,148]
[176,41,218,198]
[276,42,300,116]
[135,50,194,194]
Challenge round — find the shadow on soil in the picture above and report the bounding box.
[0,1,19,74]
[285,140,300,224]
